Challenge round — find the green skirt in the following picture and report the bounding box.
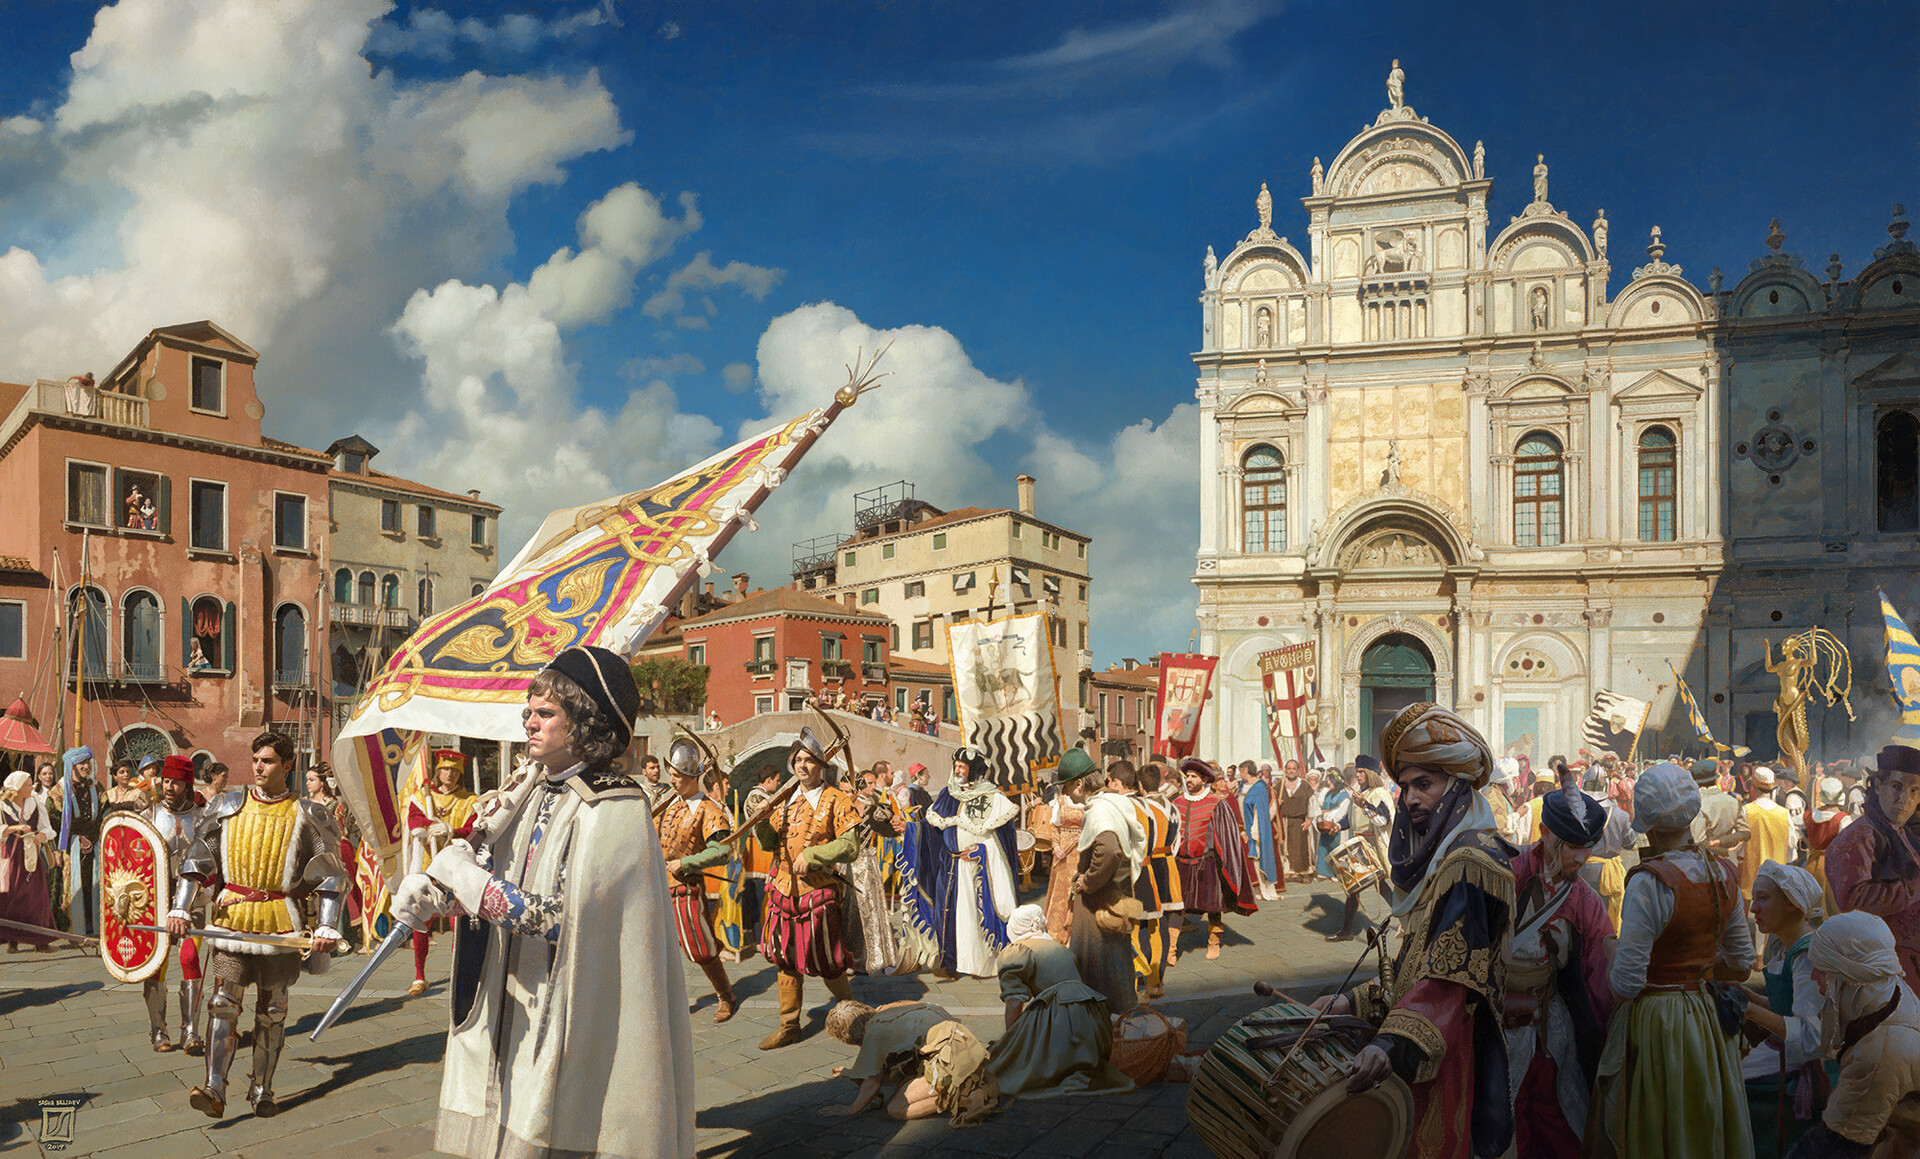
[1590,989,1754,1159]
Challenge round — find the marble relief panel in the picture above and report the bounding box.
[1222,305,1241,349]
[1436,228,1465,270]
[1331,298,1362,343]
[1332,237,1361,279]
[1493,283,1514,334]
[1435,438,1467,511]
[1396,385,1431,437]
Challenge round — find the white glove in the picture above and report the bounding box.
[389,873,453,931]
[426,841,495,914]
[428,820,451,841]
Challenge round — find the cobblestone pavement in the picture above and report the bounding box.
[1,884,1384,1159]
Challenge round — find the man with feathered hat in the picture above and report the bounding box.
[903,746,1018,979]
[1170,756,1257,962]
[1312,702,1516,1159]
[387,644,696,1157]
[402,747,478,997]
[1503,786,1615,1158]
[752,726,862,1049]
[657,735,739,1022]
[1825,744,1920,995]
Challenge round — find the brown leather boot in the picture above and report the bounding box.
[823,973,853,1004]
[702,960,737,1023]
[1206,925,1223,960]
[758,973,804,1050]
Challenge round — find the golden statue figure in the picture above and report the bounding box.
[1764,629,1856,776]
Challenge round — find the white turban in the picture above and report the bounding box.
[1006,904,1048,943]
[1809,911,1908,1057]
[1631,762,1701,833]
[1754,860,1824,922]
[1494,757,1521,787]
[1382,703,1494,789]
[1813,776,1846,822]
[2,770,29,793]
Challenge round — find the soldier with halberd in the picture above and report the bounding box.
[386,644,697,1159]
[657,735,739,1022]
[1312,702,1517,1159]
[144,755,208,1055]
[166,731,348,1119]
[753,727,862,1050]
[403,747,478,997]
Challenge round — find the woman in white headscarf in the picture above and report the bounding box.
[1744,860,1830,1158]
[984,903,1132,1101]
[0,770,57,951]
[1789,912,1920,1158]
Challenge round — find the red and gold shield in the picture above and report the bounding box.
[99,812,171,983]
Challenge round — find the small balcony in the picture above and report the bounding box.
[821,658,853,680]
[744,659,777,677]
[861,662,888,683]
[273,668,314,691]
[0,379,149,450]
[119,660,166,683]
[330,601,415,629]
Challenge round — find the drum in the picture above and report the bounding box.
[1187,1001,1413,1159]
[1326,837,1383,897]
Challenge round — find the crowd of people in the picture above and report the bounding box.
[7,663,1918,1159]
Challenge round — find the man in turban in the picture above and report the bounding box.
[57,747,101,940]
[1785,911,1920,1158]
[1588,762,1754,1158]
[1313,703,1516,1159]
[1826,744,1920,995]
[1171,757,1257,962]
[1503,787,1615,1158]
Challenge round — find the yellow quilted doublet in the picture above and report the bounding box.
[220,796,299,934]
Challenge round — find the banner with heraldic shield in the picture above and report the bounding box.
[98,812,172,983]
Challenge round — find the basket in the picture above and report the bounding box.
[1112,1006,1186,1085]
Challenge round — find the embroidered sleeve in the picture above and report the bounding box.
[476,857,567,943]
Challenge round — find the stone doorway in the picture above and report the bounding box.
[1359,633,1436,757]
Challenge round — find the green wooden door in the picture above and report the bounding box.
[1359,634,1437,757]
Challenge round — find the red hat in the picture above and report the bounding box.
[432,749,468,767]
[161,755,194,782]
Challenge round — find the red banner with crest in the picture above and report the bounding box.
[1153,653,1218,760]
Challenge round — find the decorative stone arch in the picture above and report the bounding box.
[1324,123,1472,200]
[1222,240,1310,288]
[1852,253,1920,313]
[1223,631,1301,678]
[1730,263,1827,317]
[1606,274,1708,329]
[1491,630,1587,680]
[1489,218,1595,269]
[1494,373,1579,401]
[1338,613,1456,723]
[1314,493,1469,571]
[109,722,176,768]
[1224,390,1301,417]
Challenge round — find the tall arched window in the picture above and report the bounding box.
[1513,433,1564,546]
[332,567,353,604]
[1241,446,1287,553]
[1876,411,1919,532]
[71,585,108,680]
[121,590,162,680]
[1638,426,1678,542]
[275,605,306,685]
[381,574,401,610]
[357,571,375,606]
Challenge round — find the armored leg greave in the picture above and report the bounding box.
[143,975,172,1050]
[180,979,205,1055]
[200,979,244,1105]
[246,982,290,1114]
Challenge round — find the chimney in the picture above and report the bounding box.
[732,573,750,597]
[703,582,716,600]
[1016,474,1036,516]
[679,588,695,619]
[467,489,481,500]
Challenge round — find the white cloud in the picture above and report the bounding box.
[721,361,754,393]
[528,185,700,326]
[0,0,627,439]
[642,251,784,323]
[367,3,618,61]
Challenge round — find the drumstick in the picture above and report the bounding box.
[1261,917,1395,1093]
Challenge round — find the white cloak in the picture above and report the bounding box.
[434,771,695,1159]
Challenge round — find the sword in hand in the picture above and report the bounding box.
[309,920,413,1042]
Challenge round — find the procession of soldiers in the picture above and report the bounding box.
[4,634,1919,1159]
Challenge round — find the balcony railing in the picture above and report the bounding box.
[0,379,150,451]
[330,601,414,629]
[861,662,888,683]
[821,658,853,680]
[119,660,165,683]
[744,659,777,677]
[273,668,313,690]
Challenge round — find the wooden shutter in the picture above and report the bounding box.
[221,601,236,672]
[180,598,191,667]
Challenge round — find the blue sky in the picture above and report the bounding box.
[0,0,1908,665]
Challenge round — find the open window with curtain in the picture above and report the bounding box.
[186,595,231,672]
[1513,432,1564,546]
[1241,445,1286,552]
[1637,426,1677,542]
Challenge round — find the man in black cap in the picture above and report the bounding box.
[1502,786,1616,1158]
[389,644,696,1159]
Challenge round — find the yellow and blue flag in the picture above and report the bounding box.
[1878,590,1920,747]
[1668,660,1748,757]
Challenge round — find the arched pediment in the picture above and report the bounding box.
[1496,374,1577,401]
[1341,528,1445,571]
[1853,254,1920,312]
[1493,631,1587,681]
[1315,492,1471,571]
[1489,216,1594,268]
[1730,262,1827,317]
[1225,389,1300,416]
[1606,274,1707,329]
[1222,240,1310,289]
[1324,124,1472,201]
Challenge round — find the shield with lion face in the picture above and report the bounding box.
[98,812,171,983]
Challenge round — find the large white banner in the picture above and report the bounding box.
[947,613,1063,786]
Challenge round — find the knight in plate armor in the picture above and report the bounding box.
[404,749,478,997]
[167,731,346,1120]
[144,755,208,1055]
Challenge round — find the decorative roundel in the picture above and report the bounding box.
[1743,421,1803,473]
[1505,648,1557,679]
